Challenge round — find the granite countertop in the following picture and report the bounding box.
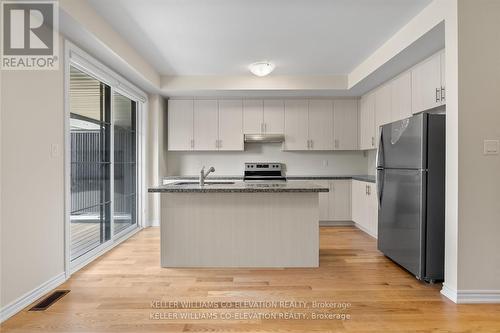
[149,180,329,193]
[163,175,376,183]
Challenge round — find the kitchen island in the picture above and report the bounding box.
[148,181,328,268]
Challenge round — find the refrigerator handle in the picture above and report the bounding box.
[376,127,385,169]
[375,127,385,208]
[377,168,385,209]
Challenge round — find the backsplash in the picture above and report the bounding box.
[367,150,377,175]
[166,143,370,176]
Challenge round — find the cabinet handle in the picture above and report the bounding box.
[440,86,445,102]
[371,137,375,147]
[190,139,194,149]
[435,88,441,103]
[310,140,313,149]
[264,123,267,133]
[334,139,339,149]
[306,140,310,149]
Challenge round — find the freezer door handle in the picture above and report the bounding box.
[376,128,385,169]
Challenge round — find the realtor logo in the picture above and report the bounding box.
[1,1,59,70]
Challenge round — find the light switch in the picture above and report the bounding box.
[484,140,499,155]
[51,143,60,157]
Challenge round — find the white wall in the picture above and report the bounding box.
[59,0,160,88]
[166,144,369,176]
[1,38,65,309]
[1,3,161,320]
[456,0,500,293]
[146,94,167,226]
[443,0,459,298]
[366,150,377,176]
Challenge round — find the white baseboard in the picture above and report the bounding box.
[149,219,160,227]
[2,226,142,323]
[319,220,354,227]
[440,283,458,303]
[0,272,66,323]
[354,222,377,239]
[441,284,500,303]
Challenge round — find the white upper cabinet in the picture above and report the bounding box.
[357,49,445,151]
[218,100,243,151]
[333,100,358,150]
[359,93,376,150]
[391,71,412,121]
[193,100,218,151]
[308,100,334,150]
[412,50,445,114]
[263,100,284,134]
[243,99,284,134]
[284,99,309,150]
[168,99,193,151]
[440,50,446,104]
[243,100,263,134]
[375,83,392,129]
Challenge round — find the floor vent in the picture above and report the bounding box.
[29,290,70,311]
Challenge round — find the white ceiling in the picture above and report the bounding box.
[88,0,432,77]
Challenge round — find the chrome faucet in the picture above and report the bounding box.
[199,166,215,186]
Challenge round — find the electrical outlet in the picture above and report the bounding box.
[484,140,499,155]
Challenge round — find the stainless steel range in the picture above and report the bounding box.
[243,163,286,182]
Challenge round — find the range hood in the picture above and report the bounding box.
[244,134,285,143]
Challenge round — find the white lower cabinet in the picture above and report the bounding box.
[351,180,378,238]
[316,180,351,221]
[318,181,331,221]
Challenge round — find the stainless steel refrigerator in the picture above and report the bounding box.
[377,113,445,282]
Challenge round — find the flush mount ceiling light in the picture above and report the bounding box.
[249,61,275,77]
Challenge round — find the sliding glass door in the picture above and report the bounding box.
[69,66,139,262]
[69,67,111,260]
[113,92,137,235]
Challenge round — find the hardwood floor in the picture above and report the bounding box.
[2,227,500,332]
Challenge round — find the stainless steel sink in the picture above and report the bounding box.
[172,181,235,186]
